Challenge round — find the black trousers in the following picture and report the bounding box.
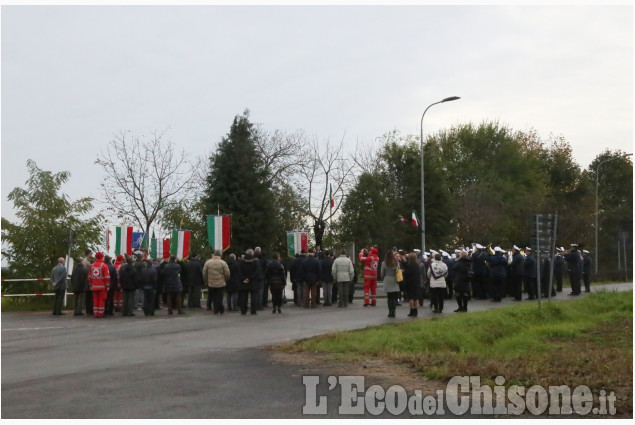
[106,289,116,315]
[524,276,537,299]
[155,284,163,309]
[188,284,202,308]
[569,272,582,294]
[554,272,563,292]
[143,289,155,316]
[271,287,284,309]
[52,288,65,314]
[445,280,454,299]
[238,290,258,314]
[430,287,445,311]
[489,276,505,301]
[472,274,487,299]
[262,281,270,307]
[387,291,399,315]
[511,275,523,300]
[85,289,93,315]
[583,273,591,292]
[122,290,136,316]
[209,287,225,314]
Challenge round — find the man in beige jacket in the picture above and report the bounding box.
[203,250,230,315]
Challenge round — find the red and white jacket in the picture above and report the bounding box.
[359,248,379,280]
[89,260,110,291]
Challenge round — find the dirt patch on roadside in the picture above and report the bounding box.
[268,347,446,394]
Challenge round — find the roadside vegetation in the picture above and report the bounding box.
[278,290,633,415]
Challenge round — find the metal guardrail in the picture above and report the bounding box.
[1,278,66,304]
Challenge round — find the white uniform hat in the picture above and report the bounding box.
[494,246,503,252]
[475,243,484,249]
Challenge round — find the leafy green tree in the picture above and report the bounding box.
[428,122,549,246]
[203,110,277,253]
[533,133,593,245]
[338,131,453,253]
[1,160,102,281]
[588,150,633,273]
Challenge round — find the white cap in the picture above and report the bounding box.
[424,251,430,256]
[442,251,449,257]
[570,243,578,247]
[430,249,438,255]
[513,245,520,250]
[413,249,421,253]
[494,246,503,252]
[451,254,457,259]
[583,249,589,254]
[556,247,563,252]
[454,249,461,253]
[475,243,484,249]
[525,247,532,251]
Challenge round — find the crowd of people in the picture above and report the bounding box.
[50,242,592,319]
[364,242,593,317]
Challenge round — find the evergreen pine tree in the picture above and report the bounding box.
[203,110,276,253]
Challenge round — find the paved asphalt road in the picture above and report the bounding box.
[2,282,632,418]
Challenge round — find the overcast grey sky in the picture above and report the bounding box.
[1,5,633,225]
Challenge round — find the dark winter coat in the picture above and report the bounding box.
[582,255,592,275]
[524,254,537,279]
[107,262,118,291]
[318,257,334,283]
[471,250,488,277]
[119,262,136,291]
[162,260,183,294]
[452,257,472,293]
[301,255,321,285]
[133,260,147,290]
[71,262,88,293]
[511,252,525,277]
[486,253,508,279]
[290,254,305,284]
[226,258,241,292]
[564,250,583,274]
[143,264,158,290]
[238,256,260,292]
[186,259,205,288]
[403,262,421,300]
[265,260,286,290]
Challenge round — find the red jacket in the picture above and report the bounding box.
[359,248,379,280]
[89,260,110,291]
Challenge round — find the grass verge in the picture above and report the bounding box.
[277,290,633,416]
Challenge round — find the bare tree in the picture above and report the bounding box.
[299,135,356,248]
[95,129,198,237]
[253,126,309,185]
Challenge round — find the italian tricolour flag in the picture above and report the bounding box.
[115,226,133,256]
[170,230,191,259]
[150,238,171,259]
[287,231,308,257]
[207,215,231,252]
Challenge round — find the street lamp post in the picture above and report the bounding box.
[594,153,632,274]
[420,96,460,253]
